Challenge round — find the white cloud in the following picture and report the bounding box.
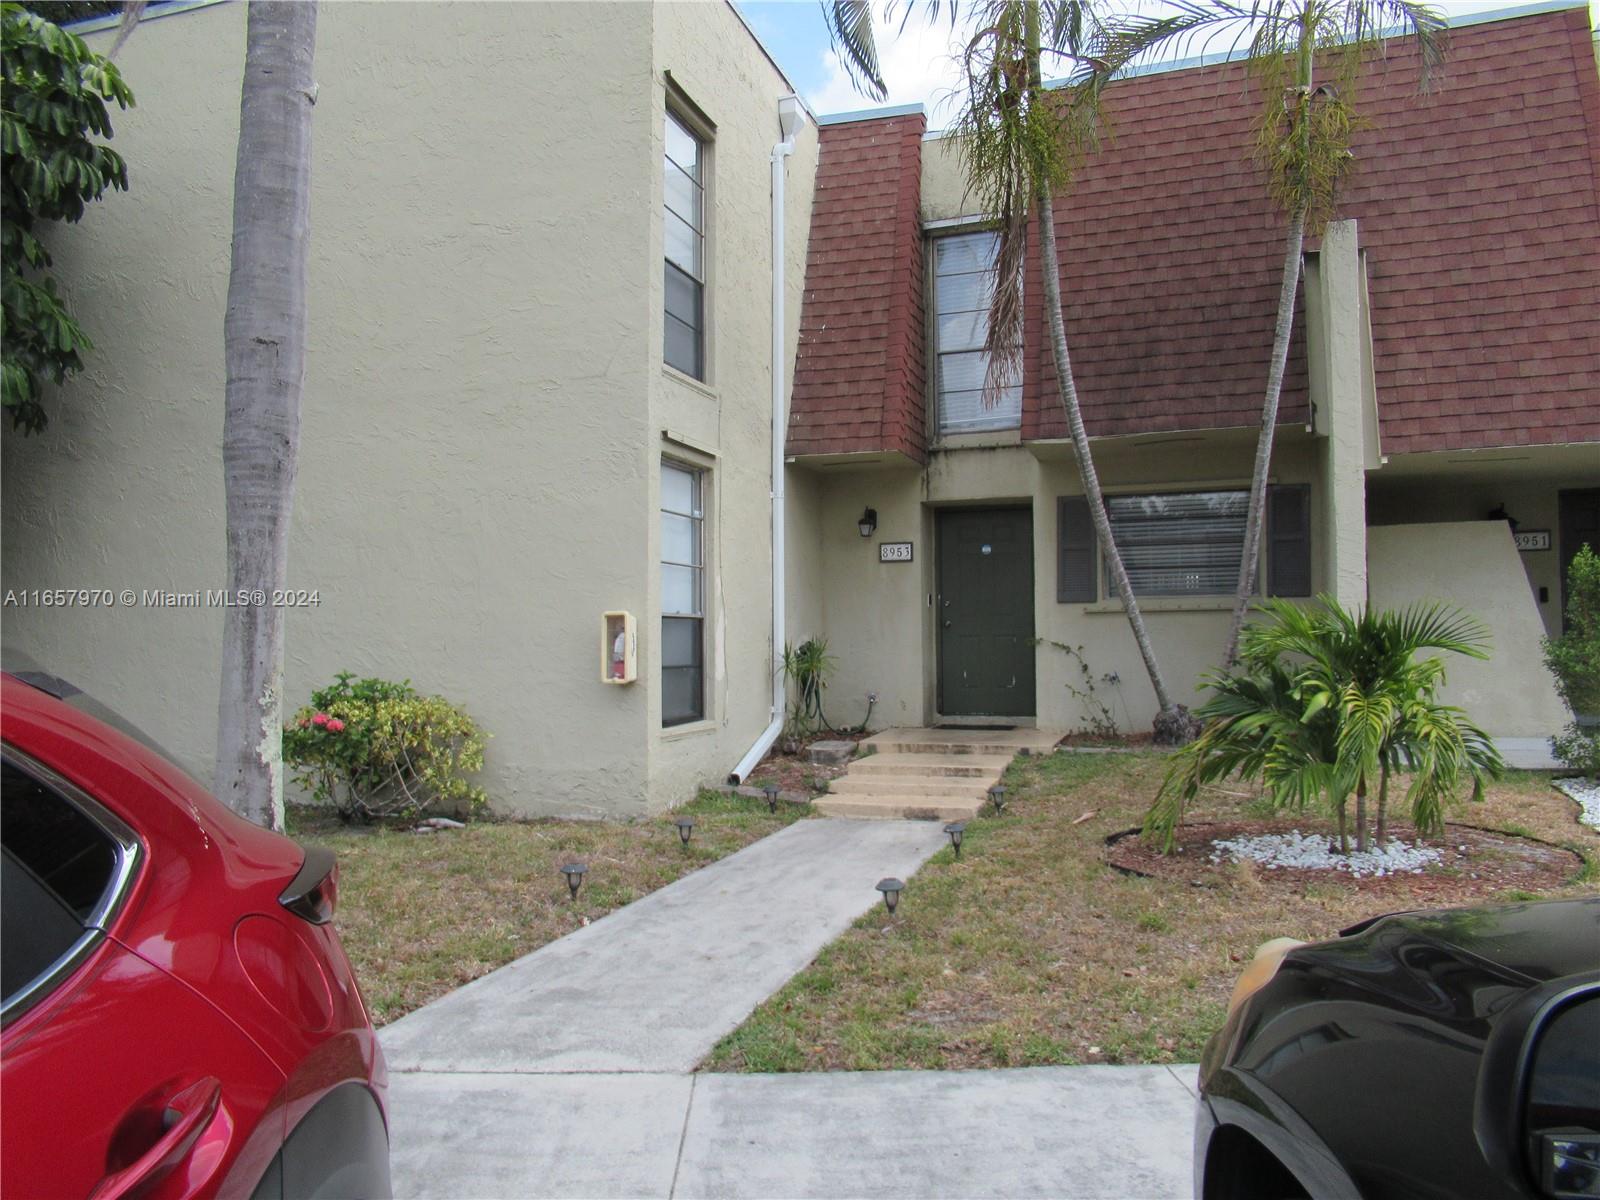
[808,9,976,130]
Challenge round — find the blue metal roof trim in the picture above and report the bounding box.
[816,102,926,127]
[59,0,229,35]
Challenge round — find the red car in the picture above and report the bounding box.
[1,666,390,1199]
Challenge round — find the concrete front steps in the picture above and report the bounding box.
[814,726,1062,820]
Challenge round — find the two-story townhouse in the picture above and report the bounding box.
[3,0,1596,818]
[787,0,1597,745]
[1,0,820,817]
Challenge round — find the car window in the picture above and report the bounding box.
[1,758,124,1015]
[1,760,117,920]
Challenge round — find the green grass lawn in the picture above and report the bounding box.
[288,790,808,1025]
[704,750,1596,1073]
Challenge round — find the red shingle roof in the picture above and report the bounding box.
[787,113,927,461]
[793,6,1600,458]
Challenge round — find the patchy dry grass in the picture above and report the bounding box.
[288,791,808,1025]
[705,752,1595,1074]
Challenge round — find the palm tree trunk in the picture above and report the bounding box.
[1376,762,1390,846]
[1223,18,1317,668]
[215,1,317,832]
[1025,3,1180,733]
[1221,206,1305,665]
[1335,797,1348,855]
[1354,774,1369,853]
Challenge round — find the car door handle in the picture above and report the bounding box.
[89,1077,221,1200]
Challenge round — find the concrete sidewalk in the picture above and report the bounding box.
[382,818,947,1074]
[382,816,1197,1198]
[388,1064,1198,1199]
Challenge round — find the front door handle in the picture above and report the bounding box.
[943,620,953,629]
[90,1077,221,1200]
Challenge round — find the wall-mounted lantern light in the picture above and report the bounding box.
[675,817,695,846]
[1486,502,1520,532]
[764,783,780,813]
[876,877,904,914]
[944,821,966,860]
[858,508,877,538]
[560,862,587,901]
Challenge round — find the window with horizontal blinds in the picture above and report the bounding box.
[661,461,704,726]
[1105,491,1249,597]
[932,231,1020,434]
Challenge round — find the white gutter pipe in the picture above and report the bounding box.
[731,94,806,785]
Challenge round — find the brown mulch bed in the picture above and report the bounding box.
[1106,818,1584,904]
[745,728,870,794]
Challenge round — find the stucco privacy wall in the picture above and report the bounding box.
[809,437,1328,735]
[643,2,819,811]
[1367,523,1569,736]
[1369,469,1599,640]
[1,2,673,815]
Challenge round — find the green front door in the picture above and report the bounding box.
[936,508,1036,717]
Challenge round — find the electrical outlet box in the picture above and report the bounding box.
[602,611,637,684]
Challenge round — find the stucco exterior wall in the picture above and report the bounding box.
[2,1,815,818]
[642,2,818,811]
[1367,522,1569,736]
[805,436,1327,735]
[1368,473,1597,640]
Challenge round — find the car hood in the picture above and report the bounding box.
[1349,897,1600,985]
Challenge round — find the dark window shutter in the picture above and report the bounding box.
[1057,496,1096,602]
[1267,484,1312,597]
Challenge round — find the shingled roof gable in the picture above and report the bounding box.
[1023,4,1600,451]
[787,113,927,461]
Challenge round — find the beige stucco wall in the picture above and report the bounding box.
[1367,522,1569,736]
[1,1,814,818]
[805,435,1328,735]
[1368,473,1598,640]
[642,1,818,812]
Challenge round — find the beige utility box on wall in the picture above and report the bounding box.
[602,611,637,684]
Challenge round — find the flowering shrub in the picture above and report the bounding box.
[283,673,488,822]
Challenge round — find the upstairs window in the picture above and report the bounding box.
[932,230,1021,435]
[664,111,705,380]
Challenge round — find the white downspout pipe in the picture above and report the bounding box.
[731,95,806,784]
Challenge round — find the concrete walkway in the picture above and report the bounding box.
[382,816,1197,1198]
[388,1064,1198,1199]
[1496,736,1560,770]
[382,818,948,1074]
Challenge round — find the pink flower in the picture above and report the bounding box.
[297,718,310,728]
[326,718,345,733]
[311,712,329,727]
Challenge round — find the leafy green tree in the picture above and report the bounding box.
[1145,597,1503,852]
[1,2,132,432]
[1089,1,1446,666]
[825,0,1196,741]
[1545,544,1600,777]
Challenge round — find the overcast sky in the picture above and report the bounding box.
[734,0,1600,130]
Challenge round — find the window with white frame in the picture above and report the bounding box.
[663,111,705,380]
[661,461,705,726]
[932,230,1021,435]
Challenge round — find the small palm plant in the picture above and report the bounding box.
[1145,597,1503,852]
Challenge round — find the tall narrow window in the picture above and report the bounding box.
[932,230,1021,435]
[664,111,705,379]
[661,461,705,726]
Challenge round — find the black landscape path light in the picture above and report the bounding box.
[675,817,695,846]
[560,862,587,902]
[764,783,780,813]
[944,821,966,860]
[876,877,904,914]
[988,784,1008,815]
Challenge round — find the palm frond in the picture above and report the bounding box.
[822,0,888,101]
